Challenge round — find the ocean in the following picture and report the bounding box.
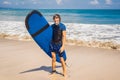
[0,8,120,24]
[0,8,120,50]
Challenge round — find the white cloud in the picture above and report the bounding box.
[105,0,112,5]
[32,1,36,4]
[90,0,99,5]
[3,1,11,5]
[31,0,42,4]
[56,0,62,5]
[21,2,25,5]
[15,2,18,5]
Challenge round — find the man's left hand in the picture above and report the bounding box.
[59,46,64,53]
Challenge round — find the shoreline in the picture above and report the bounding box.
[0,35,120,50]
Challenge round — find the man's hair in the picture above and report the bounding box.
[53,14,61,21]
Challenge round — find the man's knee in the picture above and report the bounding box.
[60,57,64,62]
[52,52,56,62]
[52,57,56,62]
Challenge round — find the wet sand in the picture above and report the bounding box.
[0,39,120,80]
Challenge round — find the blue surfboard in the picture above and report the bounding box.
[25,10,67,63]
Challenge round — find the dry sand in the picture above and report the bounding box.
[0,38,120,80]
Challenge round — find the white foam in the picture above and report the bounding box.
[65,23,120,44]
[0,21,28,33]
[0,21,120,44]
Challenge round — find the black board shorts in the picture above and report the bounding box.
[50,42,64,57]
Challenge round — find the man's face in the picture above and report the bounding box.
[54,16,60,25]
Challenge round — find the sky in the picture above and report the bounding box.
[0,0,120,9]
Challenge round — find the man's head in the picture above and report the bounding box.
[53,14,61,25]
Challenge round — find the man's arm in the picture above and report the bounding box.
[62,31,66,47]
[60,31,66,53]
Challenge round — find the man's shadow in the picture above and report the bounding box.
[19,65,62,75]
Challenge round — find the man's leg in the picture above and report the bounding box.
[60,57,66,76]
[52,52,56,73]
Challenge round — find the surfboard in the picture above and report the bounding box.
[25,10,67,63]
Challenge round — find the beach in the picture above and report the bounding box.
[0,38,120,80]
[0,8,120,80]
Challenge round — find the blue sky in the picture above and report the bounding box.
[0,0,120,9]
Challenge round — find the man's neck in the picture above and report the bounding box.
[55,22,60,25]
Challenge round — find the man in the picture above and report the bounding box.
[50,14,66,76]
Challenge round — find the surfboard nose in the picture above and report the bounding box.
[25,10,42,30]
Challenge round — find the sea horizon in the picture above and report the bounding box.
[1,7,120,9]
[0,8,120,24]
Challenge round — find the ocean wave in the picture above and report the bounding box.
[65,23,120,43]
[0,21,31,41]
[0,21,120,50]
